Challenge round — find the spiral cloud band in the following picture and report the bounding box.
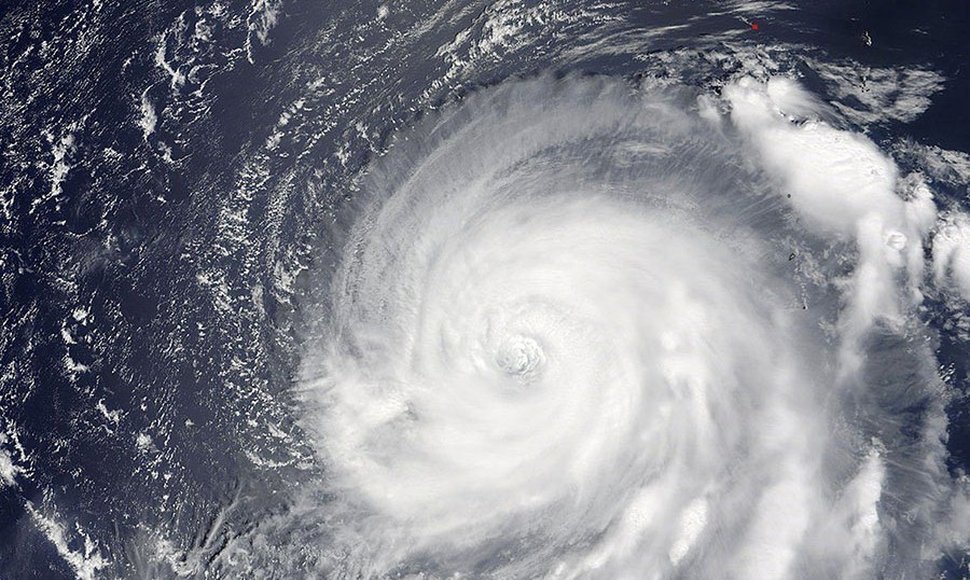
[298,75,968,578]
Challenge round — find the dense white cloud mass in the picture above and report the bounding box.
[296,75,968,578]
[934,212,970,301]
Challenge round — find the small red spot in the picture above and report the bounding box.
[751,22,760,31]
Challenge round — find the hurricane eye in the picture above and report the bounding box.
[494,335,544,383]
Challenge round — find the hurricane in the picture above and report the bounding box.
[292,75,966,578]
[2,2,970,579]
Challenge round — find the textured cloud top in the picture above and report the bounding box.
[295,75,968,578]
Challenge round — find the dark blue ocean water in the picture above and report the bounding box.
[0,1,968,577]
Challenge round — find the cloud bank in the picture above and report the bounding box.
[293,75,969,579]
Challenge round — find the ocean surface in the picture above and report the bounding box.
[1,1,969,578]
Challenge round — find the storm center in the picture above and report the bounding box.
[494,335,545,383]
